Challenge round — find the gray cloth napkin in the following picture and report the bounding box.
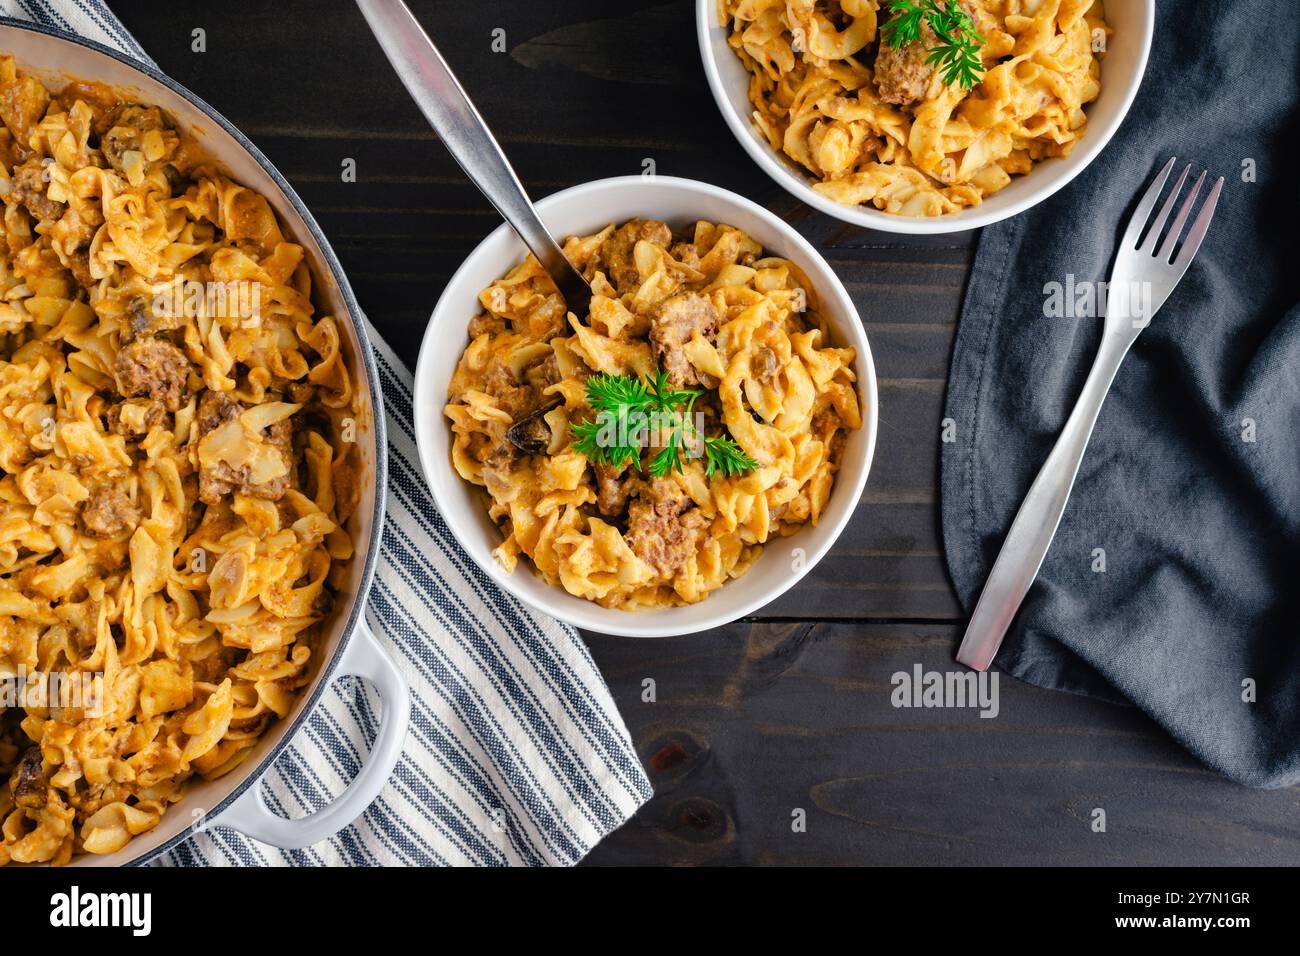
[942,0,1300,787]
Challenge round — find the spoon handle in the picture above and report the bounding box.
[356,0,591,315]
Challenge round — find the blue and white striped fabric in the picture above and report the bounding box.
[0,0,152,63]
[8,0,652,866]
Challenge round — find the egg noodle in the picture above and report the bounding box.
[445,218,861,609]
[0,57,361,864]
[720,0,1110,216]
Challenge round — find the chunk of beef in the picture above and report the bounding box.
[66,245,94,290]
[11,746,46,809]
[532,352,561,389]
[54,79,120,126]
[599,218,671,293]
[811,405,839,436]
[811,405,849,460]
[624,479,707,578]
[649,292,719,388]
[99,104,169,176]
[197,391,293,504]
[593,462,637,517]
[875,0,992,107]
[669,241,701,271]
[113,336,189,411]
[197,391,239,433]
[10,158,63,221]
[482,359,537,420]
[753,345,779,385]
[874,18,937,106]
[81,484,140,538]
[467,312,507,338]
[481,441,519,501]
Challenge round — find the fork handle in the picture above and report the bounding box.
[955,330,1135,671]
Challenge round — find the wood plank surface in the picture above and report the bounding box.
[582,622,1300,866]
[109,0,1300,866]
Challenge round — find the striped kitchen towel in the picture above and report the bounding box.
[4,0,652,865]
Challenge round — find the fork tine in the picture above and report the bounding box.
[1173,176,1224,268]
[1120,157,1176,251]
[1157,169,1205,261]
[1138,163,1190,253]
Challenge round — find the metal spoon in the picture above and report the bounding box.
[355,0,593,317]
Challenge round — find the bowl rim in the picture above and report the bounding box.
[0,16,390,865]
[413,174,879,637]
[695,0,1155,235]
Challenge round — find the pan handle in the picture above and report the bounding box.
[218,614,410,849]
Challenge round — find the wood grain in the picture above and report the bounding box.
[583,623,1300,866]
[110,0,1300,866]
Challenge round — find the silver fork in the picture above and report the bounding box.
[955,158,1224,672]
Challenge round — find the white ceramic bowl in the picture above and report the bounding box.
[697,0,1154,234]
[413,176,878,637]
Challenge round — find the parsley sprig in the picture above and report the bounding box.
[880,0,985,92]
[570,370,759,479]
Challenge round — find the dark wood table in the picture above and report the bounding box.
[116,0,1299,865]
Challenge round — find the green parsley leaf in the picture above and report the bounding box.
[880,0,986,92]
[703,435,761,479]
[569,369,758,479]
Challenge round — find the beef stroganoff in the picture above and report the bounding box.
[720,0,1110,216]
[445,218,861,609]
[0,58,360,863]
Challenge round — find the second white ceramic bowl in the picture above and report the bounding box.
[413,176,878,637]
[697,0,1154,234]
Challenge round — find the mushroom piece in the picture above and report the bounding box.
[504,400,558,454]
[12,747,46,809]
